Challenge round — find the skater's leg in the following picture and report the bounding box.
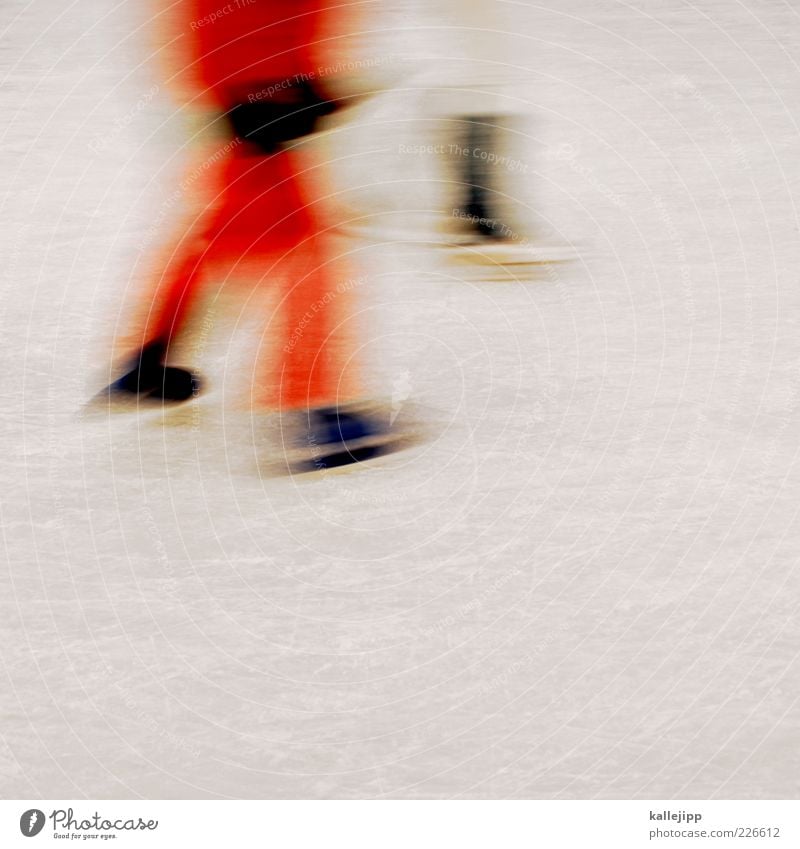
[165,142,358,414]
[108,235,208,401]
[143,237,210,351]
[229,149,359,412]
[271,234,359,412]
[109,143,235,400]
[460,116,507,239]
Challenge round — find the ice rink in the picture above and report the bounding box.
[2,0,799,799]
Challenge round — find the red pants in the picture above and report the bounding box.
[123,0,359,410]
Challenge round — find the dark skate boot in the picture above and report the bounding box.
[454,115,516,243]
[449,115,575,273]
[285,404,409,473]
[109,340,201,403]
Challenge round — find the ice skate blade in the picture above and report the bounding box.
[266,405,426,476]
[80,388,198,418]
[339,221,577,264]
[449,241,576,266]
[290,443,389,474]
[283,433,416,476]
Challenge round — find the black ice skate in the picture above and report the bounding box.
[286,404,406,473]
[449,115,575,272]
[107,340,201,403]
[454,115,516,244]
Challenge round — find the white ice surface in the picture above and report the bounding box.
[1,0,799,799]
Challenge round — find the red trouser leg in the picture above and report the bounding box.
[121,141,232,354]
[129,144,358,411]
[145,237,210,350]
[270,235,352,411]
[252,153,360,411]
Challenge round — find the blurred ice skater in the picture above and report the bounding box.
[422,0,569,261]
[106,0,404,470]
[434,0,522,242]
